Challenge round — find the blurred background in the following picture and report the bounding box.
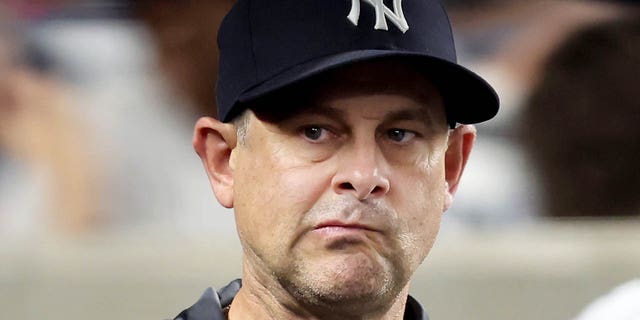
[1,0,638,319]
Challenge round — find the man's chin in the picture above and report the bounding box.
[289,251,397,305]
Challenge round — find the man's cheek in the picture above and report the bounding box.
[280,165,332,202]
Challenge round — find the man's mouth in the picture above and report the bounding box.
[314,221,376,232]
[311,221,379,246]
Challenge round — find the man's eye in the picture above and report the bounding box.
[387,129,416,143]
[301,126,329,141]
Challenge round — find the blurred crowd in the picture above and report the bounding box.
[0,0,638,234]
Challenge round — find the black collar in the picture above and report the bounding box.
[174,279,429,320]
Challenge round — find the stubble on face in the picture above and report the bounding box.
[277,198,403,310]
[231,60,449,317]
[234,130,445,316]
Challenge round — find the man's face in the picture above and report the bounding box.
[230,61,450,309]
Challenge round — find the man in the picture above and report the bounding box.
[175,0,498,319]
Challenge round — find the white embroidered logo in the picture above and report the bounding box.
[348,0,409,33]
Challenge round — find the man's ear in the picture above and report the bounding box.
[193,117,238,208]
[443,124,476,212]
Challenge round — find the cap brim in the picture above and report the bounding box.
[235,50,499,125]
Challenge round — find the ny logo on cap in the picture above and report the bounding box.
[347,0,409,33]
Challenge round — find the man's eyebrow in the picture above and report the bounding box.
[290,105,442,128]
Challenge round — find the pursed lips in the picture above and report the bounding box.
[309,220,382,249]
[313,220,379,232]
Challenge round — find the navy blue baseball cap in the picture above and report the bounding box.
[216,0,499,126]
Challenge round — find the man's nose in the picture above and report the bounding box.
[331,142,390,200]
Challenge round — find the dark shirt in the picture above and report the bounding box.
[174,279,429,320]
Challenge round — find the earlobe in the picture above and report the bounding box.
[442,125,476,212]
[193,117,238,208]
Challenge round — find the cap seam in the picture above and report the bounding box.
[437,0,457,62]
[247,0,258,80]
